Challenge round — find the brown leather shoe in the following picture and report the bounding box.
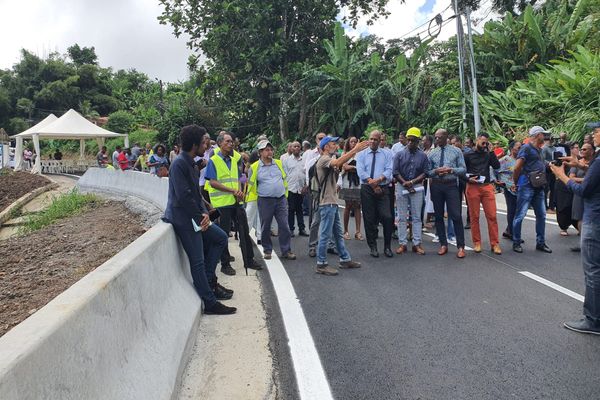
[438,246,448,256]
[395,245,407,254]
[412,245,425,255]
[457,248,466,258]
[492,244,502,255]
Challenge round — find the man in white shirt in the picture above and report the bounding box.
[283,141,308,236]
[280,142,293,163]
[391,131,408,156]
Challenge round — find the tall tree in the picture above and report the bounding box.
[158,0,394,139]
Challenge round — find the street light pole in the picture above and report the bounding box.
[465,6,481,135]
[453,0,467,134]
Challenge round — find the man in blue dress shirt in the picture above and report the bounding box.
[356,130,394,258]
[427,128,467,258]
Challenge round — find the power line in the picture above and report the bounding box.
[395,3,453,41]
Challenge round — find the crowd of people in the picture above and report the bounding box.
[161,122,599,334]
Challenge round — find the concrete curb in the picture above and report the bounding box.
[0,168,201,400]
[0,182,58,225]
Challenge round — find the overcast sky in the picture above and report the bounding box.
[0,0,496,83]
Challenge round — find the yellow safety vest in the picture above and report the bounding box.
[246,159,288,202]
[204,151,241,207]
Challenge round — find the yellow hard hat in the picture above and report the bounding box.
[406,127,421,139]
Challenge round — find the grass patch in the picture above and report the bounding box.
[19,189,99,234]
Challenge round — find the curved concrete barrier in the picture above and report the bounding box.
[78,167,169,210]
[0,169,201,399]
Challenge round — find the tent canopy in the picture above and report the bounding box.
[14,114,58,138]
[13,109,129,174]
[15,109,126,140]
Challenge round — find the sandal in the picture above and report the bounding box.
[355,232,363,241]
[343,232,351,240]
[560,230,568,237]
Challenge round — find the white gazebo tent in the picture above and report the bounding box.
[13,114,58,171]
[14,109,129,174]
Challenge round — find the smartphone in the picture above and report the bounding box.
[552,151,563,166]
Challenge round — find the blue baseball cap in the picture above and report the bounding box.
[319,136,340,149]
[586,121,600,129]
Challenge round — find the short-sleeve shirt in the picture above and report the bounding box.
[316,154,339,206]
[516,143,545,186]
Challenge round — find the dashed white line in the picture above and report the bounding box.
[518,271,584,302]
[251,230,334,400]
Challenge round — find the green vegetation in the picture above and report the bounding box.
[20,190,98,234]
[0,0,598,147]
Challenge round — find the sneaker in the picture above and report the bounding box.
[214,284,233,300]
[536,243,552,253]
[432,236,440,243]
[221,264,236,276]
[263,252,272,260]
[204,301,237,315]
[309,248,316,257]
[448,238,457,246]
[513,243,523,253]
[217,283,233,294]
[316,264,339,276]
[282,251,296,260]
[339,260,361,269]
[564,318,600,335]
[246,260,263,270]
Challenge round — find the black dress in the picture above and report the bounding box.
[555,177,577,230]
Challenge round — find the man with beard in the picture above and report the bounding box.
[164,125,235,315]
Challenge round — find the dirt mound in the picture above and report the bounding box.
[0,171,51,212]
[0,200,146,337]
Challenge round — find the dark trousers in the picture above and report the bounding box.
[217,205,254,268]
[259,196,292,254]
[503,190,517,235]
[360,185,393,249]
[287,192,305,232]
[172,223,228,307]
[582,221,600,324]
[430,181,465,248]
[546,172,557,209]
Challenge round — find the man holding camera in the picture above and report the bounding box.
[511,126,552,254]
[464,132,501,254]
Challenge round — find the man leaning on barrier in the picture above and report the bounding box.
[163,124,236,315]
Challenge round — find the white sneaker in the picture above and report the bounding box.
[432,236,440,243]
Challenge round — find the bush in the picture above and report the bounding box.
[106,110,136,134]
[104,128,160,151]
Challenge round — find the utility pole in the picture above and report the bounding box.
[453,0,468,134]
[465,6,481,135]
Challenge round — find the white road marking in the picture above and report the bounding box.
[518,271,584,302]
[464,204,560,226]
[422,232,474,251]
[251,230,334,400]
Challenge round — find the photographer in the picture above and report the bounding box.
[463,132,501,254]
[550,122,600,335]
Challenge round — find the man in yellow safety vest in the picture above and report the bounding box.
[205,132,262,275]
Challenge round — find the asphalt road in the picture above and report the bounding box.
[268,198,600,400]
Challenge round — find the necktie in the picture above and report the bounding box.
[439,146,445,168]
[370,151,377,179]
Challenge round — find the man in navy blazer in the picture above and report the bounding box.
[164,125,236,315]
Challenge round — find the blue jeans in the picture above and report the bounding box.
[173,223,228,307]
[317,205,351,265]
[513,184,546,246]
[582,221,600,323]
[396,188,424,245]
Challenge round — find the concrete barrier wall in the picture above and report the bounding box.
[0,169,201,399]
[78,167,169,210]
